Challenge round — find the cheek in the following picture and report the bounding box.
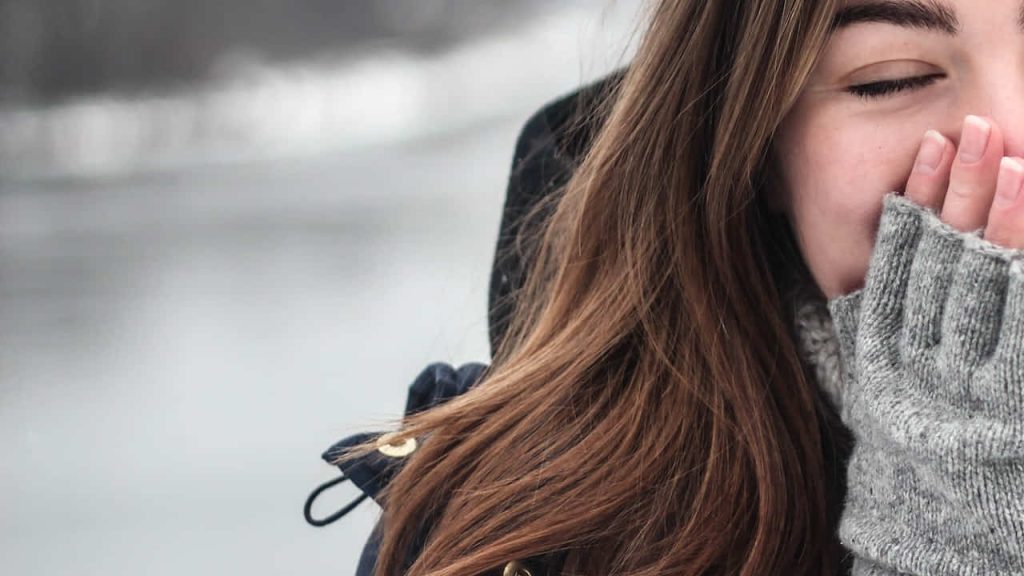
[833,122,919,197]
[776,115,922,296]
[789,117,917,206]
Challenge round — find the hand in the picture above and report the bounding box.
[904,115,1024,249]
[823,115,1024,575]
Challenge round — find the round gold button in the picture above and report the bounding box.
[502,561,533,576]
[376,432,418,458]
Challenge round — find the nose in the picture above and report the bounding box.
[950,74,1024,158]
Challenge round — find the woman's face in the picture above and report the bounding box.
[774,0,1024,298]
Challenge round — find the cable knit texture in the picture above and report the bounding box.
[809,192,1024,576]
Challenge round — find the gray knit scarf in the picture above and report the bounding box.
[788,276,846,413]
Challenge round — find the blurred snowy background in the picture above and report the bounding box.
[0,0,641,574]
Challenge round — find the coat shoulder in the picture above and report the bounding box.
[488,69,626,355]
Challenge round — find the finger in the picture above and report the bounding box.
[983,156,1024,250]
[941,237,1009,372]
[904,129,954,211]
[942,115,1003,233]
[902,218,961,356]
[859,195,923,357]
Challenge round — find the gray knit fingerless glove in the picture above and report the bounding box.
[826,193,1024,576]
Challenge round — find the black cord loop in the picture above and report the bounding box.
[303,474,370,527]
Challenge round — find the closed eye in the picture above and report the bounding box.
[847,73,945,99]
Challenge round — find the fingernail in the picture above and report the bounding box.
[959,115,991,163]
[996,157,1024,204]
[915,130,946,174]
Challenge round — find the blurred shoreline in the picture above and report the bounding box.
[0,2,638,184]
[0,0,552,104]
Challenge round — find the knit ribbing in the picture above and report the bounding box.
[824,193,1024,576]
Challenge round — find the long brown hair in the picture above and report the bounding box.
[366,0,846,574]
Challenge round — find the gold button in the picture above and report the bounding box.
[502,561,533,576]
[376,432,418,458]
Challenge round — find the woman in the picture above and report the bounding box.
[312,0,1024,573]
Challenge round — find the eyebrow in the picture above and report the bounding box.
[831,0,961,35]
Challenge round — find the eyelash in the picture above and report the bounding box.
[847,73,945,99]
